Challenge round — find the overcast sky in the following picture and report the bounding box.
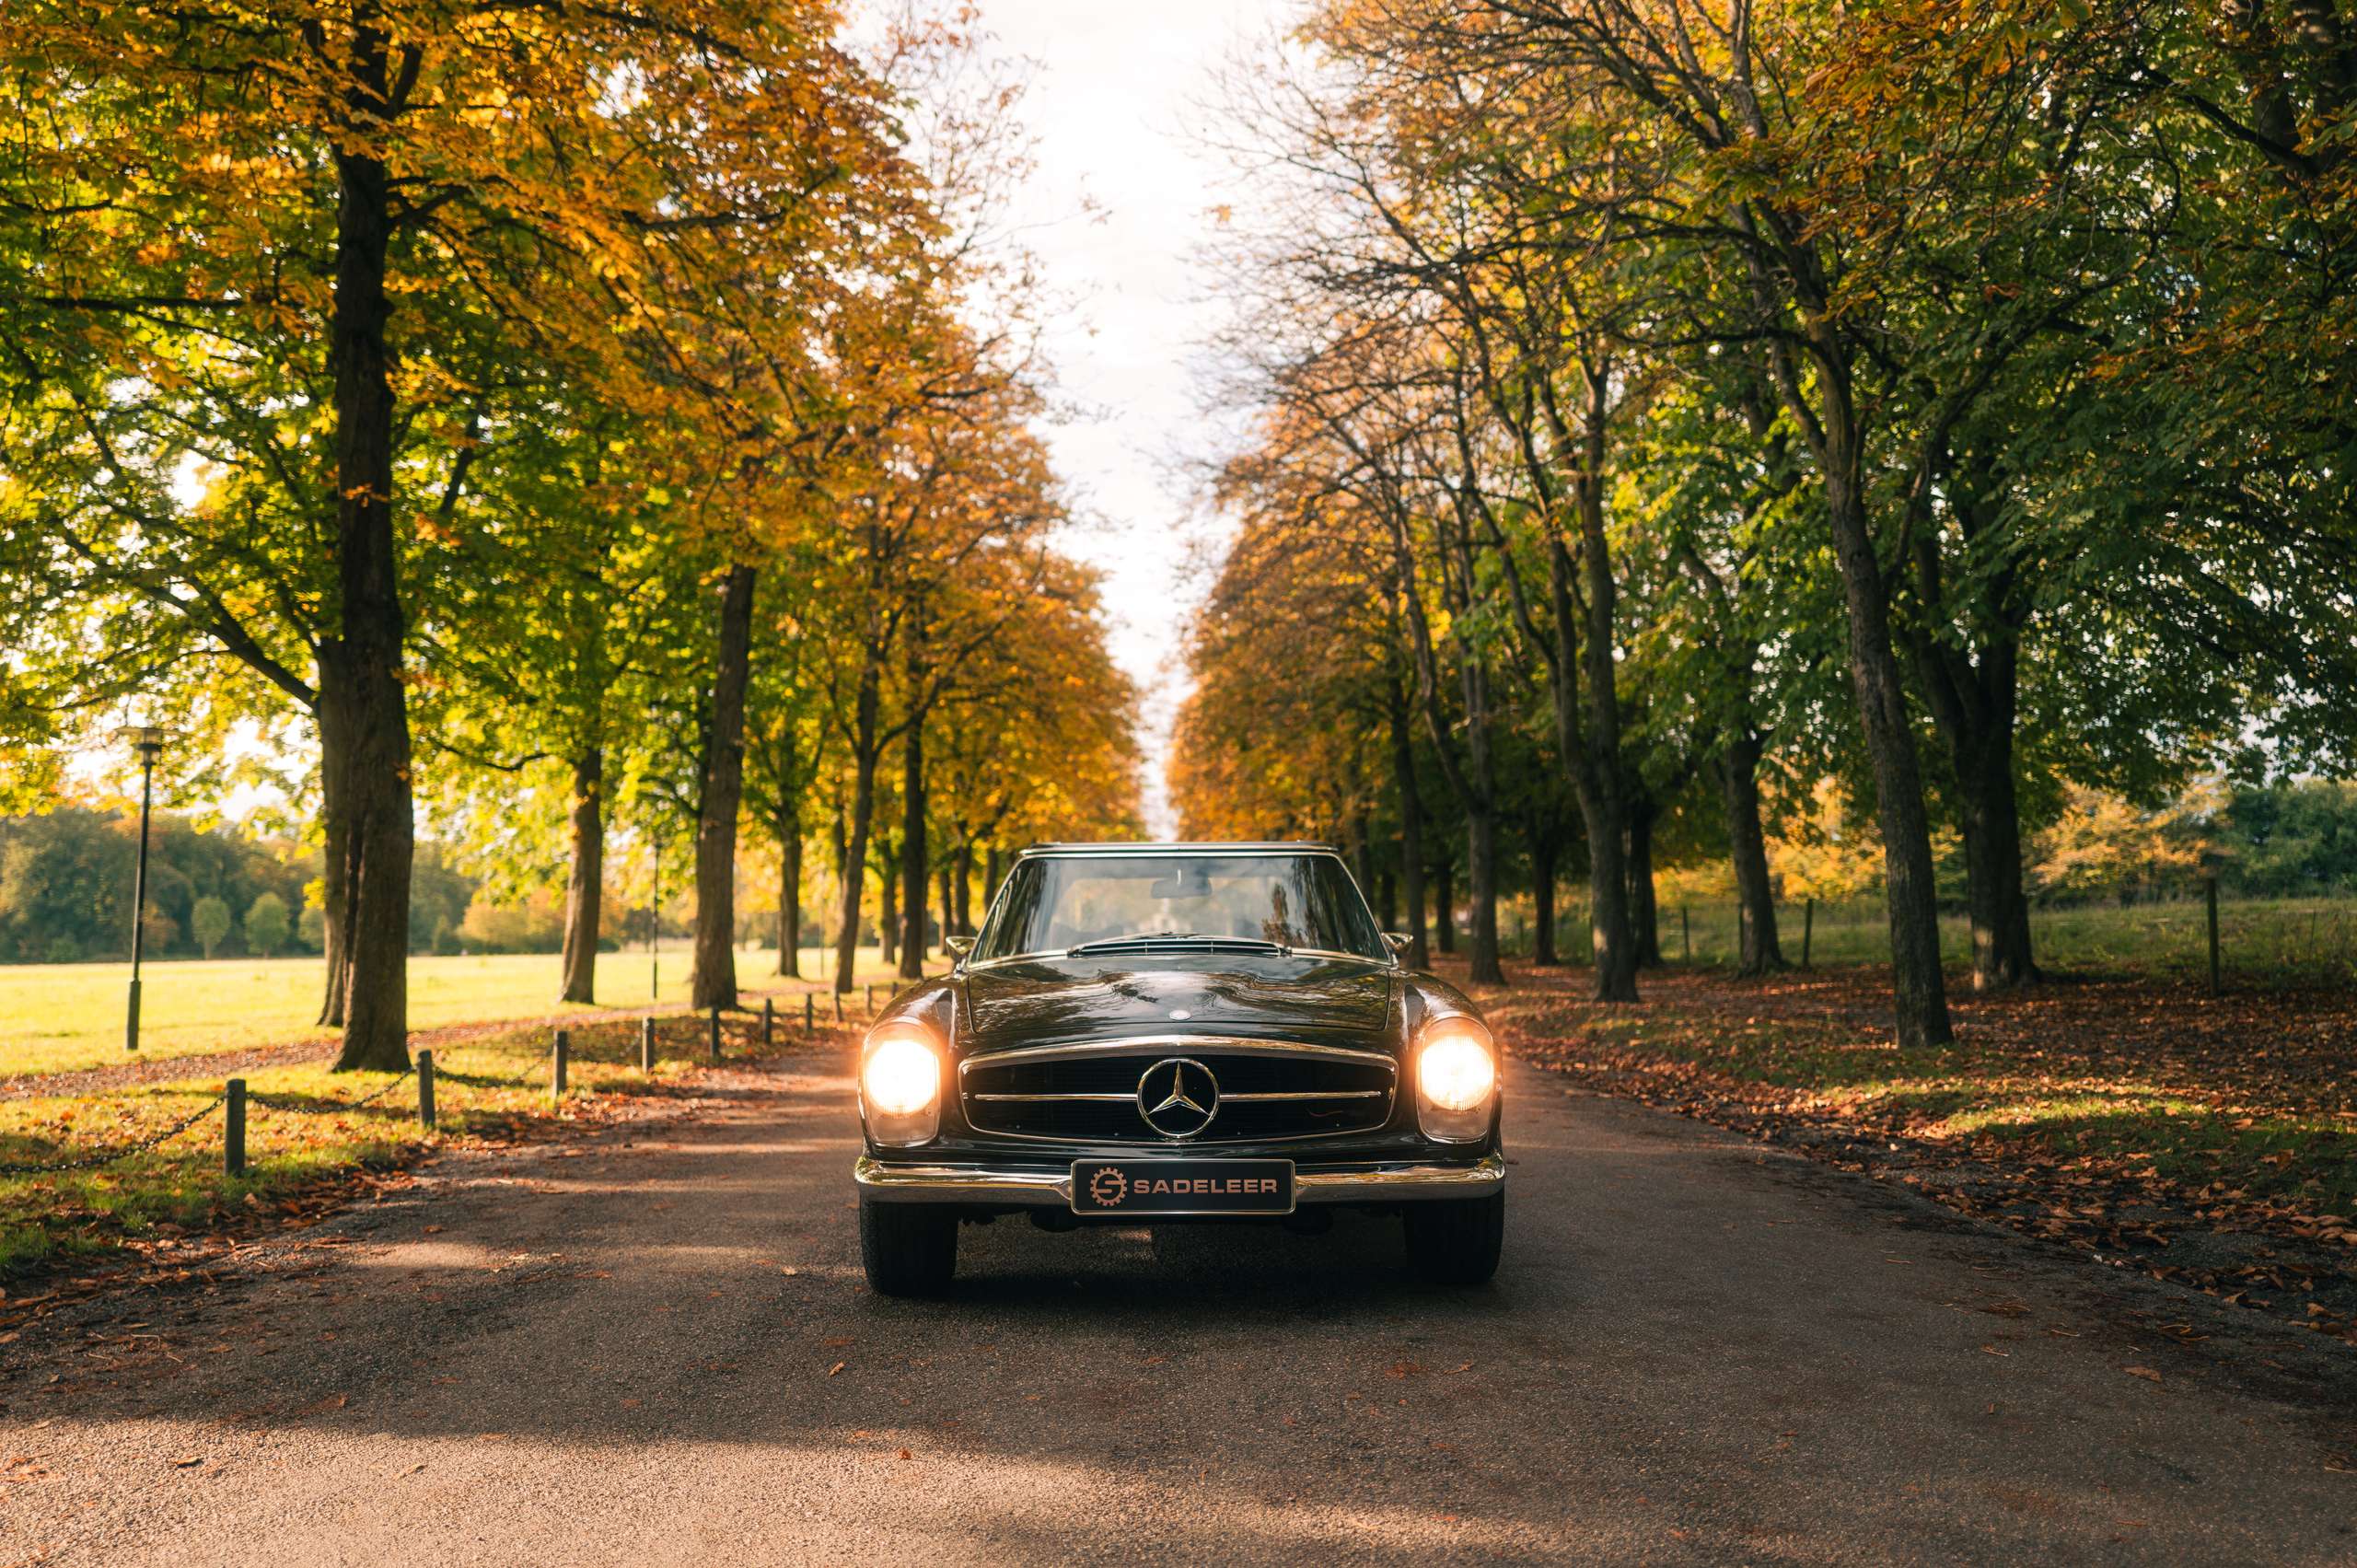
[963,0,1281,838]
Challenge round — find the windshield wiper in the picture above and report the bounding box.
[1063,932,1290,957]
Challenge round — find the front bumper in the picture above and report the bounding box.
[853,1151,1504,1207]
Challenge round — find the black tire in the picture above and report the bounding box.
[860,1199,958,1296]
[1402,1191,1504,1285]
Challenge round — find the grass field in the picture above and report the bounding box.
[0,944,931,1080]
[1504,894,2357,985]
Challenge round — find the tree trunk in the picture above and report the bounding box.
[1387,677,1428,969]
[827,803,847,948]
[1529,814,1559,965]
[1547,539,1639,1002]
[1814,366,1953,1047]
[1722,732,1787,976]
[1434,857,1456,955]
[323,63,413,1074]
[877,845,899,969]
[690,563,756,1012]
[1627,800,1663,969]
[1464,812,1504,985]
[1350,812,1376,906]
[560,748,603,1003]
[984,845,1004,912]
[937,863,955,948]
[831,669,879,995]
[1909,539,2038,992]
[1954,730,2039,989]
[952,843,974,935]
[313,721,350,1028]
[899,712,927,980]
[775,801,801,978]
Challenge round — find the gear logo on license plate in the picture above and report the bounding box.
[1070,1158,1295,1215]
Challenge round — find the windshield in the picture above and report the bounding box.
[976,853,1387,961]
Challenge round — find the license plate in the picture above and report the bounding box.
[1070,1158,1295,1216]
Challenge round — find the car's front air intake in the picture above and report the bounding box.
[959,1038,1396,1144]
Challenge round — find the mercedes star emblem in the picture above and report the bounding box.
[1135,1057,1220,1138]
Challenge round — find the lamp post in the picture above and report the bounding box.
[116,726,171,1053]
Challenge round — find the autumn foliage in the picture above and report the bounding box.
[0,4,1139,1064]
[1176,0,2357,1044]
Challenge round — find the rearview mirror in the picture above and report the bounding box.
[1147,869,1213,900]
[945,935,975,959]
[1383,932,1413,955]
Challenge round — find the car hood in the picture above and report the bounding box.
[958,952,1397,1055]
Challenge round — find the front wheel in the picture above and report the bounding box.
[860,1199,958,1296]
[1402,1191,1504,1285]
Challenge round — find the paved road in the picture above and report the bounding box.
[5,1052,2352,1565]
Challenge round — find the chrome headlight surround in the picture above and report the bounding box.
[860,1021,944,1147]
[1412,1013,1496,1143]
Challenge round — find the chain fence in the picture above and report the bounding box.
[4,1011,740,1181]
[247,1065,414,1116]
[0,1090,229,1177]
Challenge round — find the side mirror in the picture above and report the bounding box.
[945,935,976,959]
[1383,933,1412,955]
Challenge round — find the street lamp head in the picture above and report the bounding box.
[114,725,175,758]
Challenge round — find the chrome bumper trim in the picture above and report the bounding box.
[853,1151,1504,1206]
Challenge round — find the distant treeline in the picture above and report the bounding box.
[1765,781,2357,909]
[0,810,472,964]
[0,807,838,965]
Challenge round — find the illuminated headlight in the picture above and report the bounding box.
[860,1026,942,1146]
[1414,1016,1496,1142]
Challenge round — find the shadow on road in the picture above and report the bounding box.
[5,1060,2353,1565]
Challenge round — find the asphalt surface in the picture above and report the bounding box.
[4,1051,2353,1565]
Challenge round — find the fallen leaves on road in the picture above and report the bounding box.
[827,1361,845,1377]
[2124,1366,2164,1384]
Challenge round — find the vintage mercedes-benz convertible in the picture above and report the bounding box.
[851,842,1504,1295]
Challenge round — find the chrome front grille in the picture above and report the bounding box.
[958,1038,1396,1144]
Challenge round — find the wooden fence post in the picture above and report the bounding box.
[1802,899,1816,968]
[224,1078,246,1176]
[417,1050,436,1130]
[832,991,842,1023]
[640,1016,656,1072]
[762,996,774,1048]
[552,1029,569,1099]
[1680,906,1690,963]
[804,994,815,1034]
[709,1005,722,1063]
[2206,876,2222,995]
